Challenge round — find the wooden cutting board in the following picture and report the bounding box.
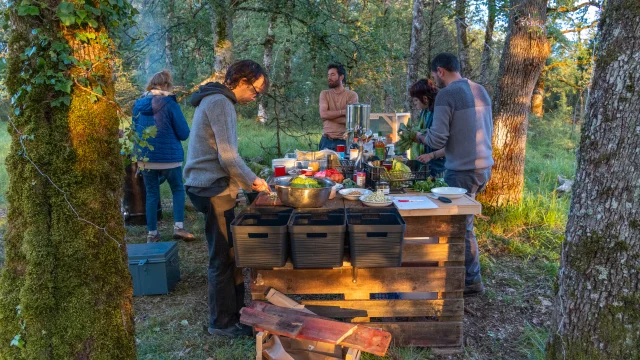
[253,192,283,206]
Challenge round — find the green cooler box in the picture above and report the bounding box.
[127,241,181,296]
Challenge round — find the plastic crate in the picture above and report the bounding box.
[347,208,406,268]
[127,241,181,296]
[231,207,293,268]
[288,209,346,269]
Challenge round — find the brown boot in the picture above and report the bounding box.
[173,227,196,242]
[464,282,485,297]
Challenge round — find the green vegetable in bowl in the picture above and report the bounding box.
[290,176,322,188]
[412,178,448,192]
[342,178,357,189]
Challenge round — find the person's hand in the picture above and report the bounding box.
[417,153,435,164]
[252,178,270,193]
[414,132,422,143]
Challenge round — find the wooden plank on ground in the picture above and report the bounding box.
[251,267,465,300]
[248,303,392,356]
[403,216,467,237]
[301,299,464,319]
[402,242,465,263]
[357,321,463,348]
[240,307,303,337]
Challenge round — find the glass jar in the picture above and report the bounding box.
[377,181,390,194]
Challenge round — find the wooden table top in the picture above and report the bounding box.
[326,190,481,216]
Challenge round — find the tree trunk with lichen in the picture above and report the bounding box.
[0,3,135,359]
[531,71,545,117]
[547,1,640,358]
[455,0,472,78]
[258,14,276,124]
[479,0,496,93]
[477,0,550,207]
[210,0,234,82]
[406,0,423,115]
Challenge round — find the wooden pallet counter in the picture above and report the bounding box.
[250,192,481,353]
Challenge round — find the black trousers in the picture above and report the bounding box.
[187,192,244,329]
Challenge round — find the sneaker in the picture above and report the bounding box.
[207,323,253,338]
[146,233,161,243]
[173,227,196,242]
[464,282,485,297]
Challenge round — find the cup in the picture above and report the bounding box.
[274,165,286,177]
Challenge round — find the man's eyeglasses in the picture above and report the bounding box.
[250,83,263,99]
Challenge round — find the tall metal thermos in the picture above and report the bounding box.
[345,103,371,151]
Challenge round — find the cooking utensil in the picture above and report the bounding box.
[426,193,453,203]
[274,176,335,208]
[397,199,423,202]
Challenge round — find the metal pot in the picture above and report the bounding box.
[274,176,336,208]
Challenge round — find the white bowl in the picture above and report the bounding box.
[431,187,467,199]
[359,194,394,207]
[339,188,371,200]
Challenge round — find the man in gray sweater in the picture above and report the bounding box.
[184,60,270,337]
[416,53,494,297]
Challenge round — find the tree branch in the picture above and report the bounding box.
[561,20,598,34]
[547,1,599,14]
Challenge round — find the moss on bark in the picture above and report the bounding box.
[0,3,135,359]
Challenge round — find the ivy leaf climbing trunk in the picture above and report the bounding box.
[548,0,640,358]
[0,1,136,359]
[477,0,551,207]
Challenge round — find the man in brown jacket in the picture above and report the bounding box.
[318,63,359,151]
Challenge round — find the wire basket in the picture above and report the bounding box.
[381,170,415,182]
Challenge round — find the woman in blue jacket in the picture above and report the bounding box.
[133,71,195,243]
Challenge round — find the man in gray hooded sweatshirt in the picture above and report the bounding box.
[184,60,270,337]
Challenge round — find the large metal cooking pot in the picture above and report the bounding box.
[274,176,335,208]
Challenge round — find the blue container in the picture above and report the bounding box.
[127,242,181,296]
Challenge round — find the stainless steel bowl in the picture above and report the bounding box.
[274,176,336,208]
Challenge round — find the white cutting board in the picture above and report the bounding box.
[392,196,438,210]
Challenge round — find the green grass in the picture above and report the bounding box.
[477,115,578,263]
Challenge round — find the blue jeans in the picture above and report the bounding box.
[187,192,243,329]
[318,135,346,151]
[141,166,185,232]
[444,167,492,286]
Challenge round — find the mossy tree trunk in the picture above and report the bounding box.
[0,2,135,359]
[477,0,550,207]
[547,0,640,358]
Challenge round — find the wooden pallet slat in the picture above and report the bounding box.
[403,215,467,238]
[357,321,463,348]
[252,267,465,300]
[402,242,465,263]
[301,299,464,319]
